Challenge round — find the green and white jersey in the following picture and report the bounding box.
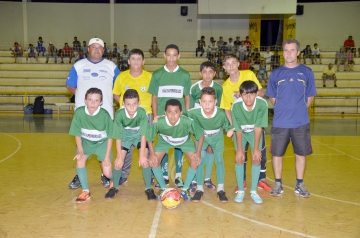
[148,66,191,115]
[190,80,223,108]
[231,96,268,133]
[69,106,113,146]
[113,106,148,140]
[146,115,203,147]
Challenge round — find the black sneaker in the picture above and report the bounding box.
[217,190,228,203]
[101,174,110,188]
[119,177,128,186]
[192,190,203,202]
[69,175,81,189]
[189,181,197,193]
[155,178,169,188]
[145,188,157,201]
[105,187,119,199]
[175,177,184,188]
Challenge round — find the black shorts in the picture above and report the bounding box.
[270,124,313,156]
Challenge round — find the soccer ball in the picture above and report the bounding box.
[160,188,181,209]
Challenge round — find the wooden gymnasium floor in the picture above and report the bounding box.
[0,113,359,238]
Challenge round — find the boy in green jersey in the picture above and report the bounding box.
[105,89,157,200]
[146,99,204,201]
[187,87,233,202]
[231,81,268,204]
[69,88,113,203]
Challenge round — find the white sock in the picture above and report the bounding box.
[217,184,224,192]
[204,178,210,181]
[176,173,182,178]
[197,185,204,192]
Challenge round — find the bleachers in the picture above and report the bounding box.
[1,50,360,114]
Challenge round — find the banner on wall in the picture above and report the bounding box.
[248,20,261,51]
[283,19,296,40]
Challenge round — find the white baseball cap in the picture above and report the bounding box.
[88,38,104,47]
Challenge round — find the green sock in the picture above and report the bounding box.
[142,167,152,190]
[111,168,122,189]
[235,164,244,191]
[251,165,261,192]
[76,167,89,191]
[196,151,206,185]
[204,153,214,179]
[152,167,167,189]
[184,167,197,189]
[214,153,225,184]
[174,148,183,174]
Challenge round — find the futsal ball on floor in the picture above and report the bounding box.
[160,188,181,209]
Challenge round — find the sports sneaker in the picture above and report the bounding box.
[271,182,284,196]
[250,191,263,204]
[192,190,203,202]
[234,182,247,192]
[234,190,245,203]
[76,190,91,203]
[69,175,81,189]
[119,177,128,186]
[155,178,169,188]
[217,190,228,203]
[294,182,310,198]
[101,174,110,188]
[156,189,165,200]
[145,188,157,201]
[258,179,272,192]
[105,187,119,199]
[175,177,184,188]
[180,189,192,202]
[189,181,197,193]
[204,179,216,189]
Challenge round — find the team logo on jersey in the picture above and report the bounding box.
[140,86,146,92]
[100,70,107,73]
[289,78,294,82]
[125,86,130,90]
[83,76,90,80]
[91,72,98,77]
[83,69,90,73]
[297,72,304,76]
[99,76,107,80]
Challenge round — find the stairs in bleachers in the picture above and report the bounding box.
[0,50,360,114]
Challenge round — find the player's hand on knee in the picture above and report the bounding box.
[114,157,123,169]
[103,157,111,167]
[139,155,149,167]
[149,154,158,167]
[73,153,86,161]
[235,150,245,165]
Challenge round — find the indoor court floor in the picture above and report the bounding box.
[0,113,359,238]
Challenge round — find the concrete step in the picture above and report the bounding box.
[0,86,70,95]
[313,106,360,114]
[1,78,65,86]
[0,70,68,79]
[316,87,360,97]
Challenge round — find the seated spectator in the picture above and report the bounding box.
[75,50,86,63]
[80,41,88,57]
[270,51,280,70]
[26,44,38,63]
[60,42,74,64]
[345,48,355,71]
[207,37,214,56]
[110,43,120,64]
[243,36,251,53]
[312,43,322,64]
[36,36,46,56]
[237,41,247,62]
[239,57,252,70]
[119,44,130,70]
[208,40,218,60]
[73,36,81,55]
[45,42,57,64]
[233,36,241,52]
[220,42,229,56]
[344,35,356,57]
[263,47,273,64]
[217,55,226,79]
[227,38,235,54]
[149,36,160,57]
[302,45,313,64]
[103,42,110,59]
[196,36,206,57]
[257,59,268,84]
[217,36,224,47]
[335,47,347,71]
[250,48,261,64]
[10,42,23,63]
[322,63,337,87]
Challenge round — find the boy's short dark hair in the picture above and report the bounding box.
[165,99,182,111]
[201,87,216,99]
[129,48,144,59]
[165,44,179,54]
[85,87,103,101]
[222,54,238,64]
[200,61,215,72]
[239,81,258,94]
[123,89,139,101]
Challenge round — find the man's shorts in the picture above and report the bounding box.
[270,124,313,157]
[82,140,113,162]
[155,137,196,153]
[314,54,321,58]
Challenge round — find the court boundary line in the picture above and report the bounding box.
[0,133,21,163]
[149,202,162,238]
[312,138,360,162]
[201,200,318,238]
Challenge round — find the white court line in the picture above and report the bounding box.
[148,202,162,238]
[201,201,318,238]
[0,133,21,163]
[312,138,360,162]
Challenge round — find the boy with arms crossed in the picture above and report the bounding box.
[148,44,192,188]
[232,81,268,204]
[106,89,156,200]
[220,54,272,192]
[69,88,113,203]
[187,87,233,202]
[147,99,204,201]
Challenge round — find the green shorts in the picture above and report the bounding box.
[200,133,224,154]
[82,139,113,162]
[233,132,262,151]
[122,129,141,150]
[155,136,196,153]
